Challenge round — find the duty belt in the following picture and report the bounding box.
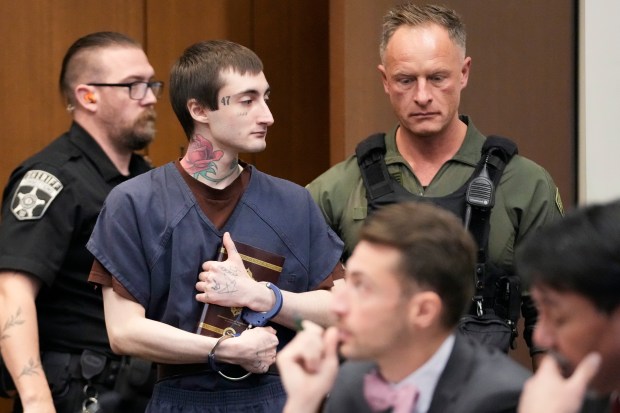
[41,350,120,388]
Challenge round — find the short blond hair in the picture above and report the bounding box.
[380,3,466,62]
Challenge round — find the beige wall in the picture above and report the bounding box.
[329,0,397,163]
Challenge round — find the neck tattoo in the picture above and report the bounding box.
[183,134,242,184]
[201,161,241,184]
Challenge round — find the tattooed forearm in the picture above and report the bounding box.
[18,358,42,378]
[0,307,25,342]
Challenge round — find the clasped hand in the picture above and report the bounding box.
[227,327,279,374]
[518,352,601,413]
[277,321,340,412]
[195,232,273,311]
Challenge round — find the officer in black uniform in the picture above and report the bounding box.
[0,32,162,412]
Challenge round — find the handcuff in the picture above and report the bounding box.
[208,282,283,381]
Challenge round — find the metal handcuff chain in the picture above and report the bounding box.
[208,282,283,381]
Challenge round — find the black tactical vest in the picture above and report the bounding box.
[356,133,521,339]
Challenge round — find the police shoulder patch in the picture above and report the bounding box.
[11,170,64,221]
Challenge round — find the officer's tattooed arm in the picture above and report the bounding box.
[0,308,43,382]
[0,271,54,412]
[0,306,24,340]
[17,358,43,380]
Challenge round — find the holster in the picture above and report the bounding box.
[465,265,522,352]
[493,274,521,328]
[114,356,155,397]
[4,350,154,412]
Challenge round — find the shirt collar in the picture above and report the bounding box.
[67,121,147,182]
[451,115,485,166]
[396,333,456,413]
[385,115,485,168]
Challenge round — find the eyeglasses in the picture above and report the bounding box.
[86,81,164,100]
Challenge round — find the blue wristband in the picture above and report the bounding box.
[241,282,283,327]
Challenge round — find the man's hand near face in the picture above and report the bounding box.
[277,321,340,413]
[518,352,601,413]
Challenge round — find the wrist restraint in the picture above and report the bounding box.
[241,282,283,327]
[208,282,283,380]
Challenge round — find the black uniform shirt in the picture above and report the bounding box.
[0,122,151,356]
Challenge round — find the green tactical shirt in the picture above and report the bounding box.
[307,116,564,276]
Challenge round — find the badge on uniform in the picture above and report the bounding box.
[11,170,63,221]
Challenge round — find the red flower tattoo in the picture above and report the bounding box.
[185,134,224,177]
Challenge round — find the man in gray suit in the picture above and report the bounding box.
[277,202,530,413]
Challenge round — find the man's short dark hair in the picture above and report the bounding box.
[359,202,476,328]
[169,40,264,139]
[59,31,141,106]
[517,200,620,314]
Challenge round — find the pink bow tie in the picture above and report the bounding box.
[363,369,419,413]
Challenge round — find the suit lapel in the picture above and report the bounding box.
[427,334,476,413]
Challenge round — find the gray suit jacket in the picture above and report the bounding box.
[580,396,613,413]
[324,334,531,413]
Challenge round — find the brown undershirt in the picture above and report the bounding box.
[89,160,343,301]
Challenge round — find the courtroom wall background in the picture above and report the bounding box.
[0,0,575,200]
[0,0,331,192]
